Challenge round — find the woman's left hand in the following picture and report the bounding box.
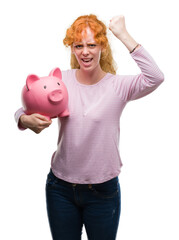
[109,15,128,40]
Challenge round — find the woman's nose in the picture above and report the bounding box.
[82,46,89,55]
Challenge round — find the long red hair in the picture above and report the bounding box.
[63,14,117,74]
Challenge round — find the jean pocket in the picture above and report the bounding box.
[46,170,58,187]
[90,177,119,199]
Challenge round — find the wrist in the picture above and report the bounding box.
[19,114,28,128]
[117,30,129,41]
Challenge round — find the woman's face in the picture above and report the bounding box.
[71,27,102,72]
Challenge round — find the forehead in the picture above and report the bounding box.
[74,27,96,43]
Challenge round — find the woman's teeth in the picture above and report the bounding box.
[82,58,93,62]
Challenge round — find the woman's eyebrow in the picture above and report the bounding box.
[73,41,96,44]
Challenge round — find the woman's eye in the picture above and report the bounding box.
[74,44,96,49]
[57,82,60,85]
[44,85,47,89]
[88,44,96,48]
[75,45,83,49]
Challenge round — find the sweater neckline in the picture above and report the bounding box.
[73,69,110,87]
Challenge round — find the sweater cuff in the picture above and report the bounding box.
[14,107,27,130]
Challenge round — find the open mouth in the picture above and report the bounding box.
[81,58,93,63]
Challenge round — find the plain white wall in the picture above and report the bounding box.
[0,0,178,239]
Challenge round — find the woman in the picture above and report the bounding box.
[15,14,164,240]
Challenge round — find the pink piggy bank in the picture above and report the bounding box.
[21,67,69,119]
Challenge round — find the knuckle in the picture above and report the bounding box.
[34,127,41,134]
[39,122,44,127]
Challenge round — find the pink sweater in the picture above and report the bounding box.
[15,45,164,184]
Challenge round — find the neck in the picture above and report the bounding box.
[76,67,107,85]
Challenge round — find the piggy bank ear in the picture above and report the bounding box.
[26,74,40,90]
[49,68,62,80]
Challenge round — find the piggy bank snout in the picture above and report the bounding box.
[48,89,63,104]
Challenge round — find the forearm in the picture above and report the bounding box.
[117,31,141,53]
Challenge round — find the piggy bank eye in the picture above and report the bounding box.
[44,85,47,89]
[57,82,60,86]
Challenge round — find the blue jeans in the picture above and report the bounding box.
[45,169,121,240]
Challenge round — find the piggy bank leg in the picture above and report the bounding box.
[58,109,70,117]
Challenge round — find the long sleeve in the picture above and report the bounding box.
[14,107,27,130]
[113,45,164,102]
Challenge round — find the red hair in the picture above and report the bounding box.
[63,14,117,74]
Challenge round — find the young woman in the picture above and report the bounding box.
[15,14,164,240]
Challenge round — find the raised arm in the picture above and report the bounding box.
[109,15,141,53]
[109,15,164,101]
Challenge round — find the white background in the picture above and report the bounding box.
[0,0,178,239]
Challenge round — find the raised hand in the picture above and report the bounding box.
[109,15,127,40]
[109,15,140,53]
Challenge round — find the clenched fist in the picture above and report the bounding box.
[109,15,127,39]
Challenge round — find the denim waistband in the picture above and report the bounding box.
[49,169,118,188]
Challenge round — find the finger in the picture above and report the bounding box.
[38,123,51,132]
[34,125,46,133]
[108,22,112,31]
[30,127,42,134]
[38,120,52,127]
[35,129,41,134]
[110,15,119,22]
[34,113,51,122]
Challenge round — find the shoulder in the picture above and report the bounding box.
[61,69,76,84]
[61,69,75,78]
[107,72,122,83]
